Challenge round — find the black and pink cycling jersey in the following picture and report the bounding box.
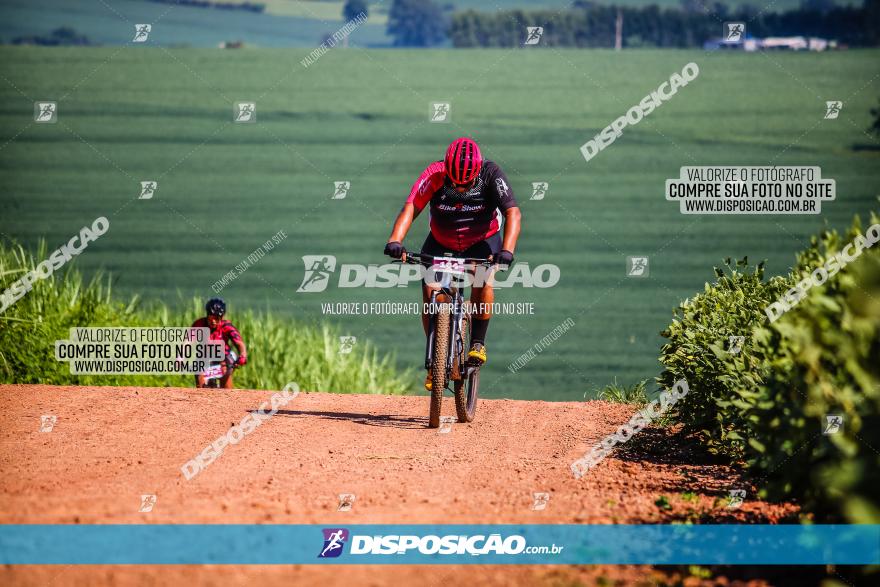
[405,160,518,252]
[190,318,242,355]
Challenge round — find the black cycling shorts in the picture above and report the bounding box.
[420,231,501,260]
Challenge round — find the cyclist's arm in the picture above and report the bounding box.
[233,338,247,364]
[388,203,418,243]
[223,322,247,364]
[485,162,521,254]
[388,162,445,244]
[502,206,521,254]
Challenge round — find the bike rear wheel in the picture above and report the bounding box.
[429,303,452,428]
[453,311,478,422]
[454,367,479,423]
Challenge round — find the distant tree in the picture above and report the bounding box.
[737,3,760,19]
[12,26,91,46]
[343,0,369,21]
[710,2,730,19]
[679,0,705,13]
[448,2,878,48]
[51,27,81,42]
[387,0,447,46]
[801,0,835,13]
[871,97,880,135]
[866,0,880,45]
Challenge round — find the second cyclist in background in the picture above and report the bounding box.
[192,298,248,389]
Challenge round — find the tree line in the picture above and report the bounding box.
[386,0,880,48]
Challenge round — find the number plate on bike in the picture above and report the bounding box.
[202,364,224,381]
[431,257,467,275]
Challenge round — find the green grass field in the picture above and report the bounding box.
[0,0,391,47]
[1,47,878,400]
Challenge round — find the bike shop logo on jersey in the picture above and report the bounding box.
[318,528,350,558]
[298,255,338,292]
[495,177,512,201]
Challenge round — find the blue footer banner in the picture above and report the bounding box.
[1,525,878,565]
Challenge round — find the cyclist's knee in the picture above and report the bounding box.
[471,283,493,297]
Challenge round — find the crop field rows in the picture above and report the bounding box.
[1,47,878,398]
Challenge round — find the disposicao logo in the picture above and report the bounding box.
[297,255,338,293]
[296,255,560,292]
[317,531,563,557]
[318,528,349,558]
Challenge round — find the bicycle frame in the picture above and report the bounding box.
[401,252,493,384]
[424,280,467,377]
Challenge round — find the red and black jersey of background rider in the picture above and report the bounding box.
[190,317,242,354]
[405,160,518,252]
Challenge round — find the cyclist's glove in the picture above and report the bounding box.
[496,249,514,269]
[237,354,248,366]
[384,241,405,259]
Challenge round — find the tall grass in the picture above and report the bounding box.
[0,240,416,393]
[594,377,649,404]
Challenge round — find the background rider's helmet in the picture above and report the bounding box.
[444,137,482,185]
[205,297,226,317]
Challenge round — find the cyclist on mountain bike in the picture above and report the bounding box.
[384,137,522,390]
[191,298,247,389]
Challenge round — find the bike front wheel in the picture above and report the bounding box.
[428,303,452,428]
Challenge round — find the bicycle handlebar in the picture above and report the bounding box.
[398,251,496,268]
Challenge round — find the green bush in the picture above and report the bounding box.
[748,217,880,522]
[0,240,416,394]
[658,213,880,522]
[657,257,790,459]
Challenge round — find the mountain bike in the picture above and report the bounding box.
[199,350,238,389]
[398,252,495,428]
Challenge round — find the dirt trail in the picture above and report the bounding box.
[0,384,798,585]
